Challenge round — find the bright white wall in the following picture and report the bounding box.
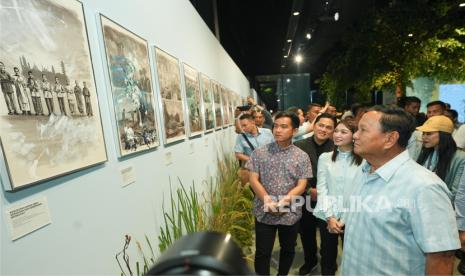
[0,0,249,274]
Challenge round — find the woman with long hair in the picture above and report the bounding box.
[416,115,465,199]
[313,118,363,275]
[416,115,465,273]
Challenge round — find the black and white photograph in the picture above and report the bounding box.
[154,48,186,144]
[100,15,159,156]
[0,0,107,189]
[212,81,223,129]
[182,64,203,137]
[200,74,214,132]
[221,85,231,126]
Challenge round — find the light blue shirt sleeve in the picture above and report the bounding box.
[234,134,245,153]
[315,153,333,220]
[455,172,465,231]
[410,183,460,253]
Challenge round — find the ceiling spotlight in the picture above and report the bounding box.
[287,39,292,43]
[460,3,465,7]
[283,55,288,58]
[277,99,281,102]
[286,78,291,83]
[306,33,312,39]
[334,12,340,21]
[295,54,303,63]
[408,33,413,37]
[293,11,300,16]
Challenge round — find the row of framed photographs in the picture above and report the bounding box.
[0,0,243,190]
[100,15,240,155]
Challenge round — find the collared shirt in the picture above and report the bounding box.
[313,150,360,221]
[341,150,460,275]
[246,142,312,225]
[234,127,274,157]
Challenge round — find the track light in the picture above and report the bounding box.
[295,55,303,63]
[306,33,312,39]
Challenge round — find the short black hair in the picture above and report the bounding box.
[369,105,416,148]
[351,103,368,116]
[287,106,302,115]
[446,109,458,120]
[239,113,254,121]
[307,103,322,109]
[426,100,446,110]
[314,113,337,127]
[405,96,421,105]
[274,111,300,129]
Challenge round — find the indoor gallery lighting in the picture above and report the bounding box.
[295,54,303,63]
[306,33,312,39]
[334,12,340,21]
[286,78,291,83]
[460,3,465,7]
[287,39,292,43]
[408,33,413,37]
[293,11,300,16]
[284,55,288,58]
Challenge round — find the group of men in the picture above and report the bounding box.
[0,61,93,117]
[234,98,463,275]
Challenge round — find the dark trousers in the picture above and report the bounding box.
[255,219,299,275]
[299,199,318,267]
[318,220,342,275]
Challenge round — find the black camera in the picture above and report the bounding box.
[146,231,252,275]
[237,105,252,112]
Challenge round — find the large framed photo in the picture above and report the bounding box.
[154,48,186,144]
[100,15,159,156]
[211,81,223,129]
[200,74,214,132]
[0,0,107,190]
[182,64,203,137]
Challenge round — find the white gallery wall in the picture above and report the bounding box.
[0,0,249,274]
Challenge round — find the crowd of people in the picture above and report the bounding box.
[234,96,465,275]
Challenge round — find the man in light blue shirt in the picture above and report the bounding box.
[234,113,274,163]
[341,106,460,275]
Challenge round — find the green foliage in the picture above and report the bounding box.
[116,153,254,276]
[320,0,465,99]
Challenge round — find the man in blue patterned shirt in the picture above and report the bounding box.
[341,106,460,275]
[246,111,313,275]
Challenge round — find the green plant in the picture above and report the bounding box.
[116,153,254,276]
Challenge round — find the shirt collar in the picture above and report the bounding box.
[270,142,293,153]
[244,127,262,137]
[362,150,410,182]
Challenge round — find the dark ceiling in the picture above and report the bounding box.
[190,0,377,82]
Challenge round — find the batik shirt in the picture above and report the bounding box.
[246,142,312,225]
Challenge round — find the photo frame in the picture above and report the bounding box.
[200,74,214,133]
[182,63,203,137]
[154,47,186,144]
[100,15,159,156]
[0,0,107,190]
[211,81,223,129]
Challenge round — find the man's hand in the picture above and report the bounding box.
[309,188,318,201]
[327,217,344,234]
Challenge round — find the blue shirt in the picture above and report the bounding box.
[313,150,360,221]
[234,127,274,157]
[246,142,312,225]
[341,150,460,275]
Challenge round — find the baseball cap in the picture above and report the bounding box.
[416,115,454,133]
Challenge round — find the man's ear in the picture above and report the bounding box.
[383,131,399,150]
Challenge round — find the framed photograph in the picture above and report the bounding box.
[100,15,159,156]
[182,64,203,137]
[200,74,214,132]
[228,89,235,126]
[221,85,230,127]
[211,81,223,129]
[0,0,107,190]
[154,48,186,144]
